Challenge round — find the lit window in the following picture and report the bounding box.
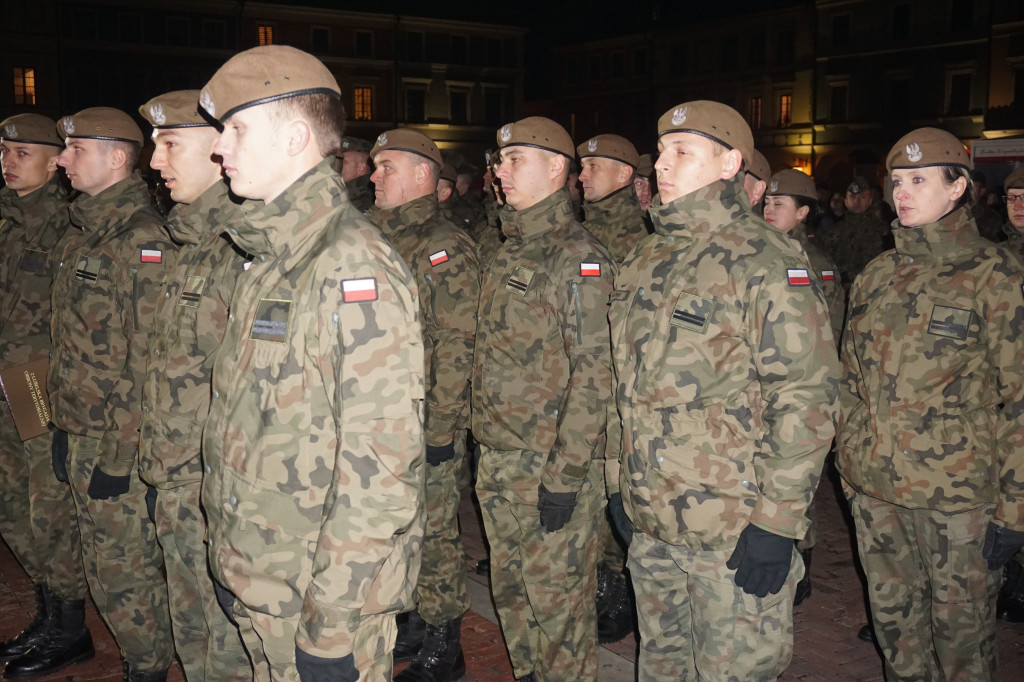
[258,25,274,46]
[749,96,762,129]
[778,93,792,127]
[354,87,372,121]
[13,68,36,106]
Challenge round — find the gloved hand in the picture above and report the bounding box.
[86,466,130,500]
[607,492,633,547]
[51,429,69,483]
[295,647,357,682]
[426,442,456,466]
[537,483,576,532]
[983,522,1024,571]
[726,524,793,598]
[145,486,158,523]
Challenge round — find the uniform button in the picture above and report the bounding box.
[59,261,64,267]
[229,229,238,236]
[205,465,212,474]
[228,495,237,506]
[228,314,235,323]
[155,350,161,357]
[212,390,220,399]
[143,406,149,413]
[165,291,171,298]
[638,287,645,296]
[259,254,266,262]
[138,465,143,472]
[627,354,633,362]
[656,455,663,463]
[742,480,752,489]
[161,428,168,436]
[908,257,914,263]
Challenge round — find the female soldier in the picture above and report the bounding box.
[838,127,1024,681]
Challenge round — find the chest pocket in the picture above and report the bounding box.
[20,249,48,274]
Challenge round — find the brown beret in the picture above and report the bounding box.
[886,127,970,173]
[139,90,209,129]
[0,113,62,147]
[200,45,340,124]
[847,175,871,195]
[657,100,754,170]
[766,169,817,201]
[747,149,771,182]
[636,153,653,177]
[577,134,640,168]
[58,107,143,145]
[337,136,372,156]
[496,116,574,158]
[440,159,458,183]
[370,129,442,166]
[1004,165,1024,192]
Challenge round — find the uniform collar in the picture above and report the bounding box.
[893,205,978,261]
[167,180,243,245]
[367,193,438,238]
[0,175,67,226]
[67,173,151,235]
[500,187,575,242]
[582,183,641,227]
[648,176,751,238]
[1002,220,1024,245]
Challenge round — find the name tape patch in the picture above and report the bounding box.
[927,304,973,341]
[250,298,291,342]
[20,248,47,274]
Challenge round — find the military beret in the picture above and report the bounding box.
[337,136,372,156]
[636,153,653,177]
[747,149,771,182]
[0,113,62,147]
[657,100,754,170]
[886,127,970,173]
[847,175,871,195]
[1004,165,1024,191]
[58,107,143,145]
[496,116,574,158]
[139,90,210,129]
[577,134,640,168]
[370,129,442,166]
[440,159,458,184]
[199,45,340,124]
[766,169,817,201]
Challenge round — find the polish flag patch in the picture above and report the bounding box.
[342,278,378,303]
[429,250,449,266]
[787,268,810,286]
[580,262,601,277]
[821,270,835,281]
[140,249,163,263]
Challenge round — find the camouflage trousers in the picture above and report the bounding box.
[627,530,802,682]
[417,431,470,625]
[67,434,174,670]
[226,599,395,682]
[476,448,601,682]
[849,492,999,682]
[152,482,251,681]
[0,404,86,598]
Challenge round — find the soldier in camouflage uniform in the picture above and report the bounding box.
[1001,166,1024,261]
[0,114,95,677]
[48,107,177,681]
[436,157,467,230]
[606,101,839,681]
[578,133,649,265]
[819,175,892,287]
[335,136,375,212]
[472,117,614,682]
[365,129,479,682]
[838,127,1024,682]
[137,90,251,682]
[468,151,503,268]
[198,46,425,682]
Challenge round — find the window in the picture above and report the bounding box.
[449,88,469,125]
[258,25,274,46]
[947,71,972,114]
[486,38,501,67]
[778,93,792,127]
[451,35,467,64]
[951,0,974,32]
[748,32,765,67]
[12,67,36,106]
[406,85,426,123]
[889,78,909,118]
[311,26,330,53]
[892,4,910,40]
[166,16,189,46]
[749,96,763,130]
[776,29,795,64]
[203,20,226,49]
[832,15,851,48]
[407,32,424,62]
[119,13,142,43]
[828,82,849,122]
[671,43,688,76]
[354,30,373,57]
[484,89,504,126]
[589,55,601,82]
[634,48,647,75]
[353,87,372,121]
[611,52,625,78]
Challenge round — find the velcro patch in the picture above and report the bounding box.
[250,298,291,342]
[505,266,535,296]
[342,278,378,303]
[74,257,102,284]
[20,248,47,274]
[821,270,835,281]
[580,262,601,277]
[927,305,973,341]
[787,268,810,286]
[429,250,449,266]
[140,248,162,263]
[670,292,715,334]
[177,275,207,308]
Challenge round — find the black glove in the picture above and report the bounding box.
[607,492,634,547]
[295,647,357,682]
[51,429,69,483]
[213,580,236,621]
[86,466,131,500]
[145,486,158,523]
[425,442,456,466]
[983,522,1024,571]
[537,483,576,532]
[726,524,793,598]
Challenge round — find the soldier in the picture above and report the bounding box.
[473,116,614,682]
[451,164,488,229]
[366,128,479,682]
[744,148,770,214]
[634,153,654,213]
[469,151,504,267]
[606,101,838,681]
[334,136,374,212]
[47,107,177,681]
[436,157,464,228]
[198,45,425,682]
[1001,165,1024,261]
[0,114,94,677]
[137,90,251,681]
[577,133,649,265]
[838,127,1024,681]
[969,170,1004,243]
[819,175,892,287]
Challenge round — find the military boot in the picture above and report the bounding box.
[0,584,50,661]
[395,616,466,682]
[393,609,427,662]
[122,661,168,682]
[793,547,813,606]
[3,595,94,678]
[997,558,1024,623]
[597,566,636,644]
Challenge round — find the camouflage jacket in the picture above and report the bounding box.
[344,172,374,213]
[368,194,479,447]
[48,174,176,474]
[790,223,846,342]
[608,177,839,551]
[466,197,503,270]
[471,187,614,498]
[837,207,1024,527]
[0,178,68,366]
[138,181,249,488]
[1002,221,1024,261]
[202,160,425,663]
[819,211,891,286]
[452,191,487,231]
[582,184,650,265]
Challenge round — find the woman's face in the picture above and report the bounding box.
[890,166,965,227]
[762,195,809,233]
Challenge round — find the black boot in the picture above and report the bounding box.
[0,584,49,661]
[393,610,427,663]
[394,616,466,682]
[3,595,94,679]
[597,565,636,644]
[474,558,490,576]
[997,558,1024,623]
[122,661,168,682]
[793,548,812,606]
[857,623,876,643]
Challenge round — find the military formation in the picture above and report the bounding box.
[0,40,1022,682]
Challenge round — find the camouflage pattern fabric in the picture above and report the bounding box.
[819,211,891,286]
[202,160,425,675]
[451,190,487,232]
[368,193,478,625]
[344,172,375,213]
[581,183,650,265]
[972,203,1004,244]
[468,195,503,269]
[1002,221,1024,261]
[791,223,846,342]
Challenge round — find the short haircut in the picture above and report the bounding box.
[100,139,141,169]
[267,93,347,158]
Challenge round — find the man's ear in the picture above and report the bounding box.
[286,119,312,157]
[719,149,743,180]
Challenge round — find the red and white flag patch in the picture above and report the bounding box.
[787,268,810,286]
[821,270,835,281]
[342,278,378,303]
[429,250,449,266]
[140,249,163,263]
[580,262,601,277]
